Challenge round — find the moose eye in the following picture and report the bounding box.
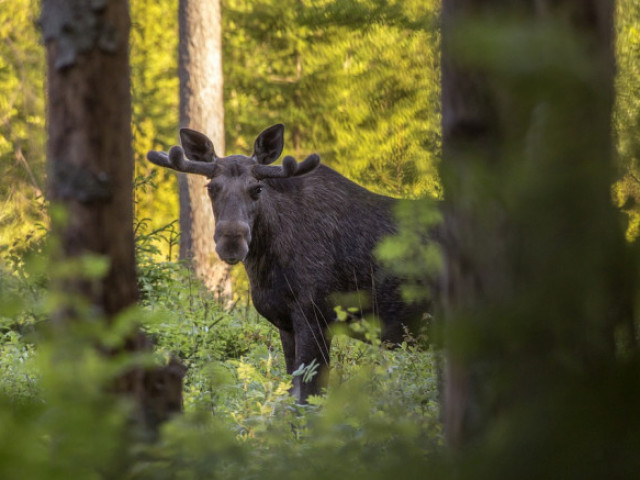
[249,185,263,200]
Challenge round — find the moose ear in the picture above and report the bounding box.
[179,128,217,163]
[253,124,284,165]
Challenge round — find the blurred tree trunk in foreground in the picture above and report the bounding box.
[440,0,639,472]
[41,0,184,434]
[178,0,231,297]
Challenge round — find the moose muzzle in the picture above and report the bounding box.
[214,221,251,265]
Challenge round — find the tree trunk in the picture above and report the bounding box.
[178,0,231,297]
[43,0,137,314]
[41,0,184,435]
[440,0,627,450]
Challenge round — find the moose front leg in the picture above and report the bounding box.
[291,307,331,404]
[279,328,296,374]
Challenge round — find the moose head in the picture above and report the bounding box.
[147,124,320,265]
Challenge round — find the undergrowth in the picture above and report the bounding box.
[0,229,443,479]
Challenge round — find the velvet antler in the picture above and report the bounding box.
[146,145,218,177]
[252,154,320,180]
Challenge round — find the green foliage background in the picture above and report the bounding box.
[4,0,639,250]
[0,0,46,248]
[223,0,441,198]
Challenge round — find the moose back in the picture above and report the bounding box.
[147,124,427,402]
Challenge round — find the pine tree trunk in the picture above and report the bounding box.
[178,0,231,297]
[440,0,624,449]
[41,0,184,434]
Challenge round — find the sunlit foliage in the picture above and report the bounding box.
[2,0,640,249]
[0,0,181,260]
[614,0,640,239]
[0,0,46,248]
[130,0,181,261]
[223,0,441,198]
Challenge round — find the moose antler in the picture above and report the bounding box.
[146,146,218,177]
[252,154,320,180]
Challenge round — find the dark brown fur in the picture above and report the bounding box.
[148,125,426,402]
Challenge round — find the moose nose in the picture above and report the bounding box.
[214,221,250,242]
[214,221,251,265]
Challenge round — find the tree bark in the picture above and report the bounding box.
[440,0,625,449]
[178,0,231,297]
[42,0,184,435]
[43,0,137,314]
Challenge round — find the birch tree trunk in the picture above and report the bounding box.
[178,0,231,297]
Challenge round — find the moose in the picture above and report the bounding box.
[147,124,428,403]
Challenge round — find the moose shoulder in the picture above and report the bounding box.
[147,124,427,403]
